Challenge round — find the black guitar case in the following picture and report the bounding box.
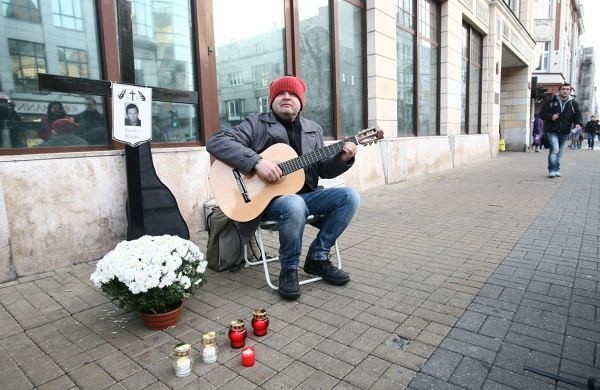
[126,142,190,239]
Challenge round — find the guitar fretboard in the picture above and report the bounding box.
[278,137,357,176]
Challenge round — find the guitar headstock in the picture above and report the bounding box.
[354,127,384,146]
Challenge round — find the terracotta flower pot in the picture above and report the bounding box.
[141,302,183,330]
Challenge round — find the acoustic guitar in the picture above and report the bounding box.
[209,127,384,222]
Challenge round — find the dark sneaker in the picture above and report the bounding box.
[278,268,300,300]
[304,256,350,285]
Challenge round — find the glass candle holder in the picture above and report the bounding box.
[251,309,269,336]
[171,343,193,377]
[201,331,218,364]
[228,319,247,348]
[241,346,255,367]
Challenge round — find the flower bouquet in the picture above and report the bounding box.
[91,235,207,322]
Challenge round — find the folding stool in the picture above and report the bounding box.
[243,215,342,290]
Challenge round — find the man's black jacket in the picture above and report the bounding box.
[539,95,583,134]
[585,120,599,134]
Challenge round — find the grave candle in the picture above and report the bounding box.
[241,346,255,367]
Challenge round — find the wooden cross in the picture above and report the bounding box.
[37,0,194,240]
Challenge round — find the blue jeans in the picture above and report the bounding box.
[547,132,569,173]
[262,188,360,269]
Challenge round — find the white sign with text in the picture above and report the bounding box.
[112,83,152,146]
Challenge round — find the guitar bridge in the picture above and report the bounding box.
[232,169,251,203]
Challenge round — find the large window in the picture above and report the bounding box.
[214,0,285,129]
[534,41,550,71]
[213,0,364,139]
[397,0,439,136]
[1,2,107,150]
[1,0,366,153]
[300,0,333,136]
[338,0,365,136]
[132,0,198,144]
[461,24,483,134]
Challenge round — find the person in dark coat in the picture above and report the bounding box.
[0,93,24,148]
[585,114,598,150]
[74,97,107,144]
[539,83,583,178]
[206,76,360,300]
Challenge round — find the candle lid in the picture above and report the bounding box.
[202,331,216,344]
[230,319,245,330]
[252,309,267,319]
[174,343,191,357]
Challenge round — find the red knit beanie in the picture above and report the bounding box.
[52,118,79,134]
[269,76,306,109]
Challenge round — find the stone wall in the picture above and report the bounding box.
[0,135,492,282]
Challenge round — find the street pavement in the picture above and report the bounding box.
[0,148,598,389]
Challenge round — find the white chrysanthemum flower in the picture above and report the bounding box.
[180,276,191,289]
[90,235,206,299]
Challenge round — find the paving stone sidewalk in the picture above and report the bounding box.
[0,150,598,389]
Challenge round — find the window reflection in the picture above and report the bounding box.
[300,0,333,137]
[0,1,107,149]
[131,0,198,144]
[52,0,83,31]
[462,25,482,134]
[461,25,469,134]
[9,39,46,93]
[151,102,197,143]
[339,0,364,136]
[418,40,437,136]
[1,0,41,23]
[397,29,414,135]
[214,0,285,129]
[396,0,439,136]
[469,32,482,134]
[132,0,195,91]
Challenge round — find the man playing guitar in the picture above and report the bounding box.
[206,75,360,300]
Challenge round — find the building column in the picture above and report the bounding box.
[439,2,462,136]
[500,66,530,151]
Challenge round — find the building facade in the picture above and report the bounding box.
[531,0,584,110]
[0,0,536,281]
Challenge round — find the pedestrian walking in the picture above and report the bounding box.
[539,83,583,178]
[570,126,581,150]
[585,114,598,150]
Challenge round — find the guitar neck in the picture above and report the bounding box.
[278,137,357,176]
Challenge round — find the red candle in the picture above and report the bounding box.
[228,319,247,348]
[251,309,269,337]
[241,346,255,367]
